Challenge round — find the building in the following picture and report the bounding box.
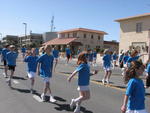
[116,13,150,62]
[1,35,19,47]
[43,32,58,42]
[104,40,119,53]
[19,33,43,47]
[43,28,107,55]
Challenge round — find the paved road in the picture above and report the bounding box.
[0,56,150,113]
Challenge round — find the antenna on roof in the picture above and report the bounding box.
[50,16,55,32]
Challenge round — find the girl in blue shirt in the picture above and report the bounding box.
[52,46,59,72]
[65,45,71,63]
[102,49,112,84]
[24,48,38,93]
[37,45,56,103]
[112,51,118,68]
[121,60,148,113]
[145,59,150,88]
[68,52,97,113]
[6,45,18,87]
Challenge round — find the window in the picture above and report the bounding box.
[68,34,70,38]
[98,36,101,40]
[91,35,93,39]
[84,34,86,38]
[73,32,77,37]
[136,23,142,33]
[61,34,65,38]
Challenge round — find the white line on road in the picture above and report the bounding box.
[13,80,20,84]
[33,95,43,102]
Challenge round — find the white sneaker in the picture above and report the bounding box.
[3,73,7,78]
[74,105,80,113]
[49,96,57,103]
[41,93,45,102]
[106,79,109,84]
[102,79,105,84]
[70,99,75,109]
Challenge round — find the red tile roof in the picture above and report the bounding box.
[58,28,107,35]
[43,38,77,45]
[115,13,150,22]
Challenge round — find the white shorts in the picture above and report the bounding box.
[77,86,89,91]
[103,67,112,71]
[43,77,50,83]
[27,72,36,78]
[126,109,147,113]
[93,57,96,61]
[113,60,117,62]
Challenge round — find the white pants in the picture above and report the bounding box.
[126,109,148,113]
[27,72,36,78]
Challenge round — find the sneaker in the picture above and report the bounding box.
[30,89,34,94]
[41,93,45,102]
[102,79,105,84]
[3,73,7,78]
[70,99,75,109]
[74,105,80,113]
[6,79,11,87]
[49,96,57,103]
[106,79,109,84]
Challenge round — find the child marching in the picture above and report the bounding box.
[52,46,59,72]
[6,45,18,87]
[24,48,38,93]
[37,45,56,103]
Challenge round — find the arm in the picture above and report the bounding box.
[37,63,41,76]
[121,95,128,113]
[67,70,78,82]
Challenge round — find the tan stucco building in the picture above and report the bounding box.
[43,28,107,55]
[116,13,150,62]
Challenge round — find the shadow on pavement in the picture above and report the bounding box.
[12,76,27,80]
[54,103,93,113]
[11,87,31,93]
[59,72,72,74]
[92,80,114,84]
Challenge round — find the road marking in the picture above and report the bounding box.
[33,95,43,102]
[13,80,19,84]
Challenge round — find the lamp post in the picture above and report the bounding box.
[23,23,27,47]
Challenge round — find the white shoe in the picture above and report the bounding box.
[41,93,45,102]
[3,73,7,78]
[74,105,80,113]
[49,96,57,103]
[70,99,75,109]
[106,79,109,84]
[102,79,105,84]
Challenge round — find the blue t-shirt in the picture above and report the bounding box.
[21,48,26,53]
[146,63,150,76]
[75,63,90,86]
[77,50,81,55]
[127,56,140,67]
[123,55,129,64]
[119,54,124,63]
[126,78,145,110]
[35,48,39,55]
[52,49,59,58]
[112,54,118,60]
[1,48,9,60]
[66,48,71,55]
[103,54,112,67]
[88,53,93,61]
[24,56,38,72]
[93,52,97,58]
[6,51,18,66]
[37,54,54,78]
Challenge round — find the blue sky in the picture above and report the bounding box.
[0,0,149,41]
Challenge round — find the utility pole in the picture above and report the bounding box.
[50,16,54,32]
[23,23,27,47]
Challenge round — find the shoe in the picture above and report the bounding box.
[49,96,57,103]
[3,73,7,78]
[70,99,75,109]
[41,93,45,102]
[30,89,34,94]
[106,79,109,84]
[102,79,105,84]
[6,79,11,87]
[74,105,80,113]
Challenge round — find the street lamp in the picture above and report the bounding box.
[23,23,27,47]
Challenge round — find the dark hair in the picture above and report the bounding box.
[77,52,87,65]
[124,60,144,84]
[130,50,138,57]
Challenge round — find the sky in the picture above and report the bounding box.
[0,0,150,41]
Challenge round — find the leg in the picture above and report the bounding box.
[54,59,58,72]
[107,70,112,84]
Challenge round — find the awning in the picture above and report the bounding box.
[43,38,82,46]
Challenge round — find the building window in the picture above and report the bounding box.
[84,34,86,38]
[68,34,70,38]
[136,23,142,33]
[91,35,93,39]
[98,36,101,40]
[61,34,65,38]
[73,32,77,37]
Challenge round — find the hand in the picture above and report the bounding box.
[67,77,72,82]
[121,105,126,113]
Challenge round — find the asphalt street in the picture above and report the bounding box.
[0,56,150,113]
